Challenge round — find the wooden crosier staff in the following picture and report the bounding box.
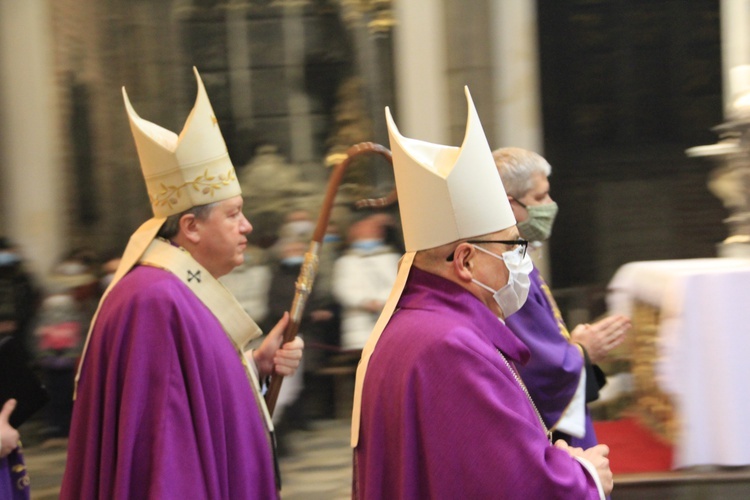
[264,141,393,415]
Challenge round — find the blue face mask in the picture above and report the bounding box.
[351,239,383,252]
[281,255,305,266]
[0,251,20,266]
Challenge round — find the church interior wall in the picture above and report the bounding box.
[0,0,734,296]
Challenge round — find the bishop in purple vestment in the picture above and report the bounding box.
[61,266,278,499]
[494,147,630,448]
[506,266,599,448]
[352,88,612,499]
[61,68,303,499]
[355,267,604,499]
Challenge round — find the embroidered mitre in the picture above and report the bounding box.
[123,67,241,217]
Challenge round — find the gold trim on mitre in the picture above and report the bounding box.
[351,87,517,447]
[122,67,241,218]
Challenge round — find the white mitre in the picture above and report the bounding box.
[351,87,516,447]
[74,69,251,398]
[123,67,241,217]
[104,67,242,291]
[389,87,515,250]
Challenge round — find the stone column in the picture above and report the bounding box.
[282,1,315,164]
[0,0,65,278]
[721,0,750,113]
[490,0,549,280]
[490,0,543,153]
[226,0,255,132]
[391,0,449,143]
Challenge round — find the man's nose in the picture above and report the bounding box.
[241,215,253,234]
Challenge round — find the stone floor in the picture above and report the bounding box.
[21,418,353,499]
[19,414,750,499]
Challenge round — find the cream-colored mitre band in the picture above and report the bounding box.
[146,153,240,217]
[74,217,166,399]
[351,251,415,447]
[138,239,271,431]
[74,220,262,391]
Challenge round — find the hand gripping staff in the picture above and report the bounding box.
[264,142,394,415]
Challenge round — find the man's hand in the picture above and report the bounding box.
[570,314,630,364]
[310,309,334,322]
[360,300,385,314]
[253,312,304,378]
[0,399,20,458]
[555,440,613,495]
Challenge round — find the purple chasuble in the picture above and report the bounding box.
[355,267,601,499]
[60,265,277,499]
[0,449,30,500]
[505,266,598,449]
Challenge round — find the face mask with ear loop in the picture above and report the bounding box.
[514,200,559,242]
[471,244,533,318]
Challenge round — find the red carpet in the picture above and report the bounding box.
[593,418,673,474]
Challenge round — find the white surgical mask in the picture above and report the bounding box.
[471,244,533,318]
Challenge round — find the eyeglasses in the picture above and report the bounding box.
[446,239,528,261]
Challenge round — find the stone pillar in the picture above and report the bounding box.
[721,0,750,113]
[685,1,750,257]
[282,2,315,164]
[391,0,449,143]
[490,0,543,153]
[226,0,255,132]
[0,0,65,279]
[490,0,550,280]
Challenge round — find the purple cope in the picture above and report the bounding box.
[506,266,598,449]
[60,265,277,499]
[354,266,601,499]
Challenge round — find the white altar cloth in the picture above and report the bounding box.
[608,258,750,468]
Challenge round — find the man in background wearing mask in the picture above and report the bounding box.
[351,89,612,499]
[332,212,400,351]
[494,147,630,449]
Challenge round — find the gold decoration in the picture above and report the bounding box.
[150,168,237,209]
[630,300,678,443]
[338,0,394,33]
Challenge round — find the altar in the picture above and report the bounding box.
[608,258,750,469]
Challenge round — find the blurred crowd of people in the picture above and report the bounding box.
[0,238,122,444]
[0,207,401,450]
[219,208,402,454]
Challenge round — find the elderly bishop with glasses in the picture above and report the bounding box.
[351,88,613,499]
